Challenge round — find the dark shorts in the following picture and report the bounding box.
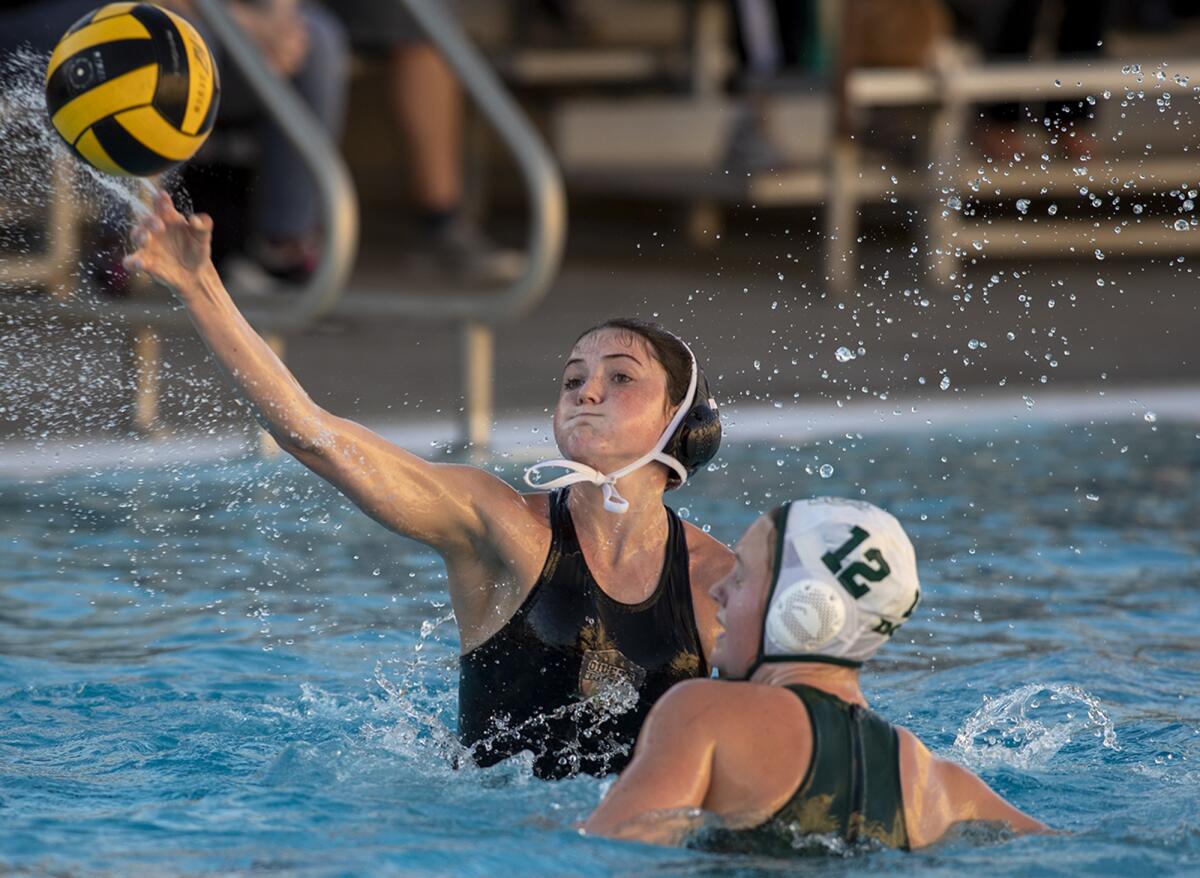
[321,0,448,52]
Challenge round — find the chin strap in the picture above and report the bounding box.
[523,348,699,514]
[523,451,689,514]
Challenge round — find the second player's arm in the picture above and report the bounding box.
[899,729,1051,847]
[585,683,717,844]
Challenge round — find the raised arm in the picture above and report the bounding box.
[124,191,521,555]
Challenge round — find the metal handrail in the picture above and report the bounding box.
[1,0,565,327]
[340,0,567,323]
[188,0,359,330]
[1,0,566,444]
[0,0,359,331]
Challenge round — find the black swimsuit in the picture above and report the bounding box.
[458,488,708,779]
[695,684,910,854]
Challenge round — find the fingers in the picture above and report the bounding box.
[189,213,214,235]
[155,189,184,224]
[131,215,165,247]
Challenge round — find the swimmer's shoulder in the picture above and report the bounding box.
[649,678,809,739]
[428,464,551,533]
[682,521,734,586]
[640,680,812,814]
[456,479,552,532]
[681,526,734,651]
[517,490,552,520]
[681,519,734,560]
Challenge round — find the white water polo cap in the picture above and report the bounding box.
[754,498,921,671]
[523,336,721,514]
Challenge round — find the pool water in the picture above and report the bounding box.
[1,419,1197,876]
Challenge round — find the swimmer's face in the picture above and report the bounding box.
[709,514,775,678]
[553,329,676,476]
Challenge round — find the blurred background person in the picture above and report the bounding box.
[725,0,950,169]
[724,0,822,171]
[189,0,349,291]
[322,0,521,282]
[969,0,1115,163]
[0,0,349,293]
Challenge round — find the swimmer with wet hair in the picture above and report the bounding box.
[124,193,732,779]
[586,498,1049,850]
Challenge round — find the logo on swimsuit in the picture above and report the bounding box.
[579,649,646,707]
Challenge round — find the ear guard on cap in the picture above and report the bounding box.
[765,579,848,654]
[661,368,721,487]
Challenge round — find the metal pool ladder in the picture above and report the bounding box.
[0,0,566,448]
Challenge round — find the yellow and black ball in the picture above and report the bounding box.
[45,2,220,177]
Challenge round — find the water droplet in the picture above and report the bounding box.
[1174,219,1190,231]
[1094,248,1105,260]
[1016,198,1031,214]
[835,346,856,363]
[818,464,834,479]
[1144,411,1157,423]
[1047,204,1058,215]
[939,375,952,391]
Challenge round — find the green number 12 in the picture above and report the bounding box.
[821,526,891,598]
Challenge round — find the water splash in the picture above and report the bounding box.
[0,49,192,442]
[363,657,466,768]
[365,637,643,782]
[0,49,154,229]
[952,683,1119,770]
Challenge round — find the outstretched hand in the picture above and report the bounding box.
[124,190,215,294]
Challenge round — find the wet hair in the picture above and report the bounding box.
[575,318,692,409]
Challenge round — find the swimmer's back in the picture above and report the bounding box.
[590,679,1047,850]
[694,683,909,852]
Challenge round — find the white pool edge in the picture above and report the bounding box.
[2,382,1197,479]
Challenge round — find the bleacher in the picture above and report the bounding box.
[7,0,1200,441]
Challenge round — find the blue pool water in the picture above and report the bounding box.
[1,418,1197,876]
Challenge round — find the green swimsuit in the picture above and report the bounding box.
[694,684,910,855]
